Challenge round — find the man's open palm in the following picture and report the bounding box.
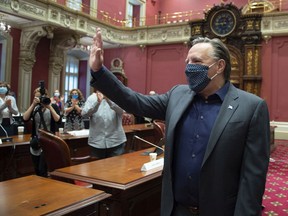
[89,28,104,72]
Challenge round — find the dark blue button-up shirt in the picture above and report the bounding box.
[173,82,229,206]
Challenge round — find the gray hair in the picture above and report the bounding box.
[192,37,231,81]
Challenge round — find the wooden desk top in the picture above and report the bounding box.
[0,124,154,147]
[0,134,30,148]
[51,148,163,190]
[0,175,110,216]
[0,133,79,147]
[124,123,154,133]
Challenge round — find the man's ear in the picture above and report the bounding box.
[217,59,226,74]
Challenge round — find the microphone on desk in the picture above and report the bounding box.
[0,123,13,142]
[133,135,164,156]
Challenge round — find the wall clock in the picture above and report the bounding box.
[210,9,236,37]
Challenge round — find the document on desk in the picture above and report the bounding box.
[67,129,90,136]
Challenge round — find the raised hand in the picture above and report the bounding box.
[89,28,104,72]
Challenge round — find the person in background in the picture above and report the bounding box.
[50,89,64,114]
[81,88,126,159]
[0,81,19,136]
[88,28,270,216]
[64,88,85,132]
[23,87,61,177]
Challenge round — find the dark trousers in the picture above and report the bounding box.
[90,143,125,159]
[31,153,48,177]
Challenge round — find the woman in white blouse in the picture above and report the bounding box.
[0,81,19,136]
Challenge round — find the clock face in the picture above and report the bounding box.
[210,10,236,37]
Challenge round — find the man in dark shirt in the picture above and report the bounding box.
[89,28,270,216]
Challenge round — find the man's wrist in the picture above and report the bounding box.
[90,64,103,73]
[90,66,106,80]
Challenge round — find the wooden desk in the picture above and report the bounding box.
[0,124,156,181]
[0,134,30,147]
[0,124,155,150]
[123,123,156,152]
[0,175,110,216]
[51,149,163,216]
[0,135,33,181]
[58,123,156,157]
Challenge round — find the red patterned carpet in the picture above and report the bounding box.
[262,140,288,216]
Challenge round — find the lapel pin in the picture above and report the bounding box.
[228,105,233,109]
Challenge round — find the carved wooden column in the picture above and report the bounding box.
[243,44,262,95]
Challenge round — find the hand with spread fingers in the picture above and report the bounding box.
[89,28,104,72]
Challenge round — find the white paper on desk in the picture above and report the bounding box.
[67,129,89,136]
[141,158,164,172]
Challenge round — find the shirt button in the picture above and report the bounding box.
[200,115,204,119]
[196,134,199,139]
[188,176,192,179]
[192,154,196,158]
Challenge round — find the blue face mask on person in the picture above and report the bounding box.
[0,87,8,94]
[185,62,218,93]
[72,94,78,99]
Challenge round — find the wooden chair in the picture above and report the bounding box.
[38,129,92,187]
[153,120,166,144]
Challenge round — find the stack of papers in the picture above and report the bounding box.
[67,129,89,136]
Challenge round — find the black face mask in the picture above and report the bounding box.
[185,62,217,93]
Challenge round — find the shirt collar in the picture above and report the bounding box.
[196,81,230,102]
[215,81,230,102]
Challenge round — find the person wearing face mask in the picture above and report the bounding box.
[88,28,270,216]
[64,88,85,132]
[23,87,61,177]
[0,81,19,136]
[50,89,64,114]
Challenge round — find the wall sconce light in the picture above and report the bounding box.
[262,35,271,44]
[139,44,146,52]
[183,41,190,48]
[151,0,156,6]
